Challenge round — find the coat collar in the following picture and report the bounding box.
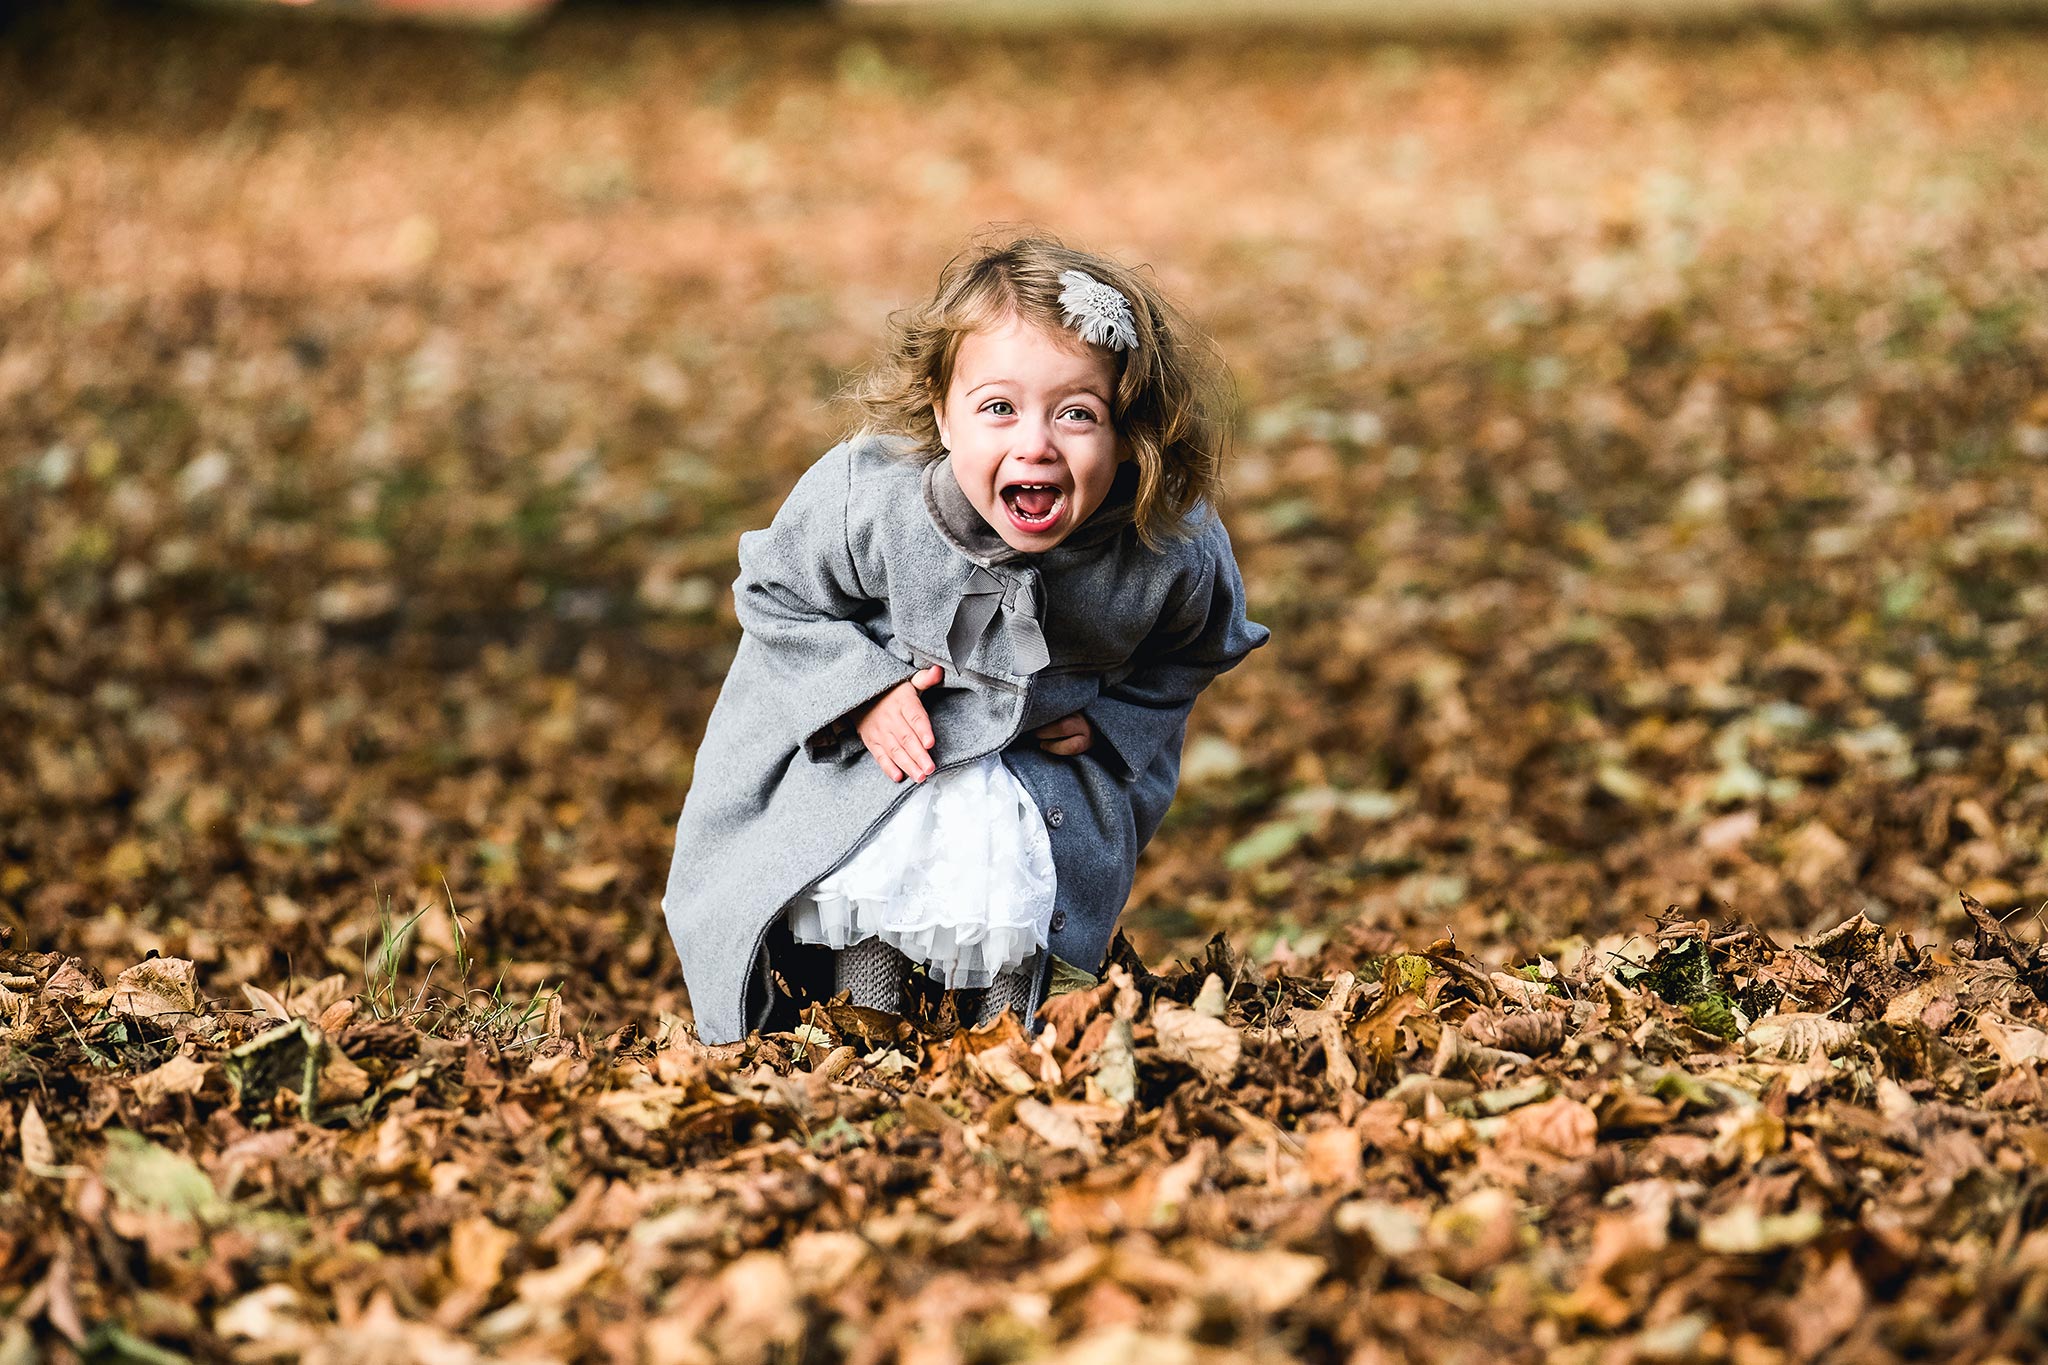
[921,454,1140,571]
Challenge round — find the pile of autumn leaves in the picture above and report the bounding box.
[6,900,2048,1361]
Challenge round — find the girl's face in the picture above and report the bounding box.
[933,313,1124,553]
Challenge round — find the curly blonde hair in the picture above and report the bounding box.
[847,232,1232,548]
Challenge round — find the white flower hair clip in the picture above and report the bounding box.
[1057,269,1138,352]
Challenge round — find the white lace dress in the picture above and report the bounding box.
[784,753,1057,989]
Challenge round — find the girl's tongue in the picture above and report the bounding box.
[1000,482,1066,533]
[1009,485,1059,518]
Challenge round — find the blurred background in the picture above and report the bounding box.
[4,0,2047,1034]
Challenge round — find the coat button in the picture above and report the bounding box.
[1047,807,1064,828]
[1049,910,1067,932]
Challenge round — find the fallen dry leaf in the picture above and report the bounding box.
[1017,1098,1104,1159]
[130,1052,210,1105]
[106,958,200,1021]
[1150,1002,1242,1084]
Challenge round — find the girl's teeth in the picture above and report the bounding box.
[1003,485,1064,531]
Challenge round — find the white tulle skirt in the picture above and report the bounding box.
[785,754,1057,989]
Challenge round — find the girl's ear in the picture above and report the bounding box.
[931,398,951,452]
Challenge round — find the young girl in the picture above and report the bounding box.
[661,235,1269,1046]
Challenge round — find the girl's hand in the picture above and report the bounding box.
[855,664,944,782]
[1033,712,1094,757]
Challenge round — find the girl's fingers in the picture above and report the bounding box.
[896,699,933,747]
[895,701,934,752]
[1034,720,1084,747]
[894,735,930,781]
[896,702,928,749]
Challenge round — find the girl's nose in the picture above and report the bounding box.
[1014,418,1055,459]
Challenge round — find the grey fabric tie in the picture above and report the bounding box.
[947,565,1051,679]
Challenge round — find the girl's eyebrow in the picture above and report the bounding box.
[966,379,1109,404]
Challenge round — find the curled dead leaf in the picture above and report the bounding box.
[1979,1014,2048,1067]
[108,957,200,1021]
[517,1241,607,1309]
[131,1052,210,1106]
[785,1231,871,1297]
[1499,1095,1598,1162]
[21,1100,85,1179]
[243,981,292,1022]
[1191,1246,1326,1314]
[710,1252,804,1359]
[1428,1187,1523,1277]
[971,1042,1039,1096]
[216,1284,317,1353]
[1744,1013,1861,1061]
[1334,1200,1426,1259]
[1016,1098,1102,1159]
[1697,1202,1824,1254]
[449,1216,518,1295]
[1150,1002,1241,1084]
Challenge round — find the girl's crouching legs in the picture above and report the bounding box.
[836,936,911,1014]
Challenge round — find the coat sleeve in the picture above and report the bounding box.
[1082,515,1269,781]
[732,444,917,763]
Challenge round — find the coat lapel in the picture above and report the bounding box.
[920,455,1138,683]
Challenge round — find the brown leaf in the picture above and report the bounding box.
[216,1285,318,1354]
[1745,1013,1860,1061]
[1978,1014,2048,1068]
[449,1216,518,1296]
[709,1253,803,1360]
[108,957,200,1021]
[43,1246,86,1346]
[559,861,622,895]
[1882,974,1962,1032]
[20,1100,82,1179]
[1499,1095,1597,1162]
[1465,1007,1568,1055]
[131,1052,210,1106]
[970,1042,1039,1096]
[517,1241,607,1308]
[1302,1126,1363,1186]
[320,1048,371,1104]
[1150,1002,1241,1083]
[1190,1246,1325,1314]
[1016,1098,1102,1159]
[785,1231,871,1297]
[1780,1253,1867,1361]
[1428,1188,1523,1278]
[1698,1202,1825,1254]
[243,981,293,1022]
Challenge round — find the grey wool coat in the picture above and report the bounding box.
[661,432,1270,1045]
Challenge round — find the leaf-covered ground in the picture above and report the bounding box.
[4,3,2048,1360]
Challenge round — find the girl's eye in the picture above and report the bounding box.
[983,400,1014,416]
[1062,407,1098,423]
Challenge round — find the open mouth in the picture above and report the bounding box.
[999,482,1067,535]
